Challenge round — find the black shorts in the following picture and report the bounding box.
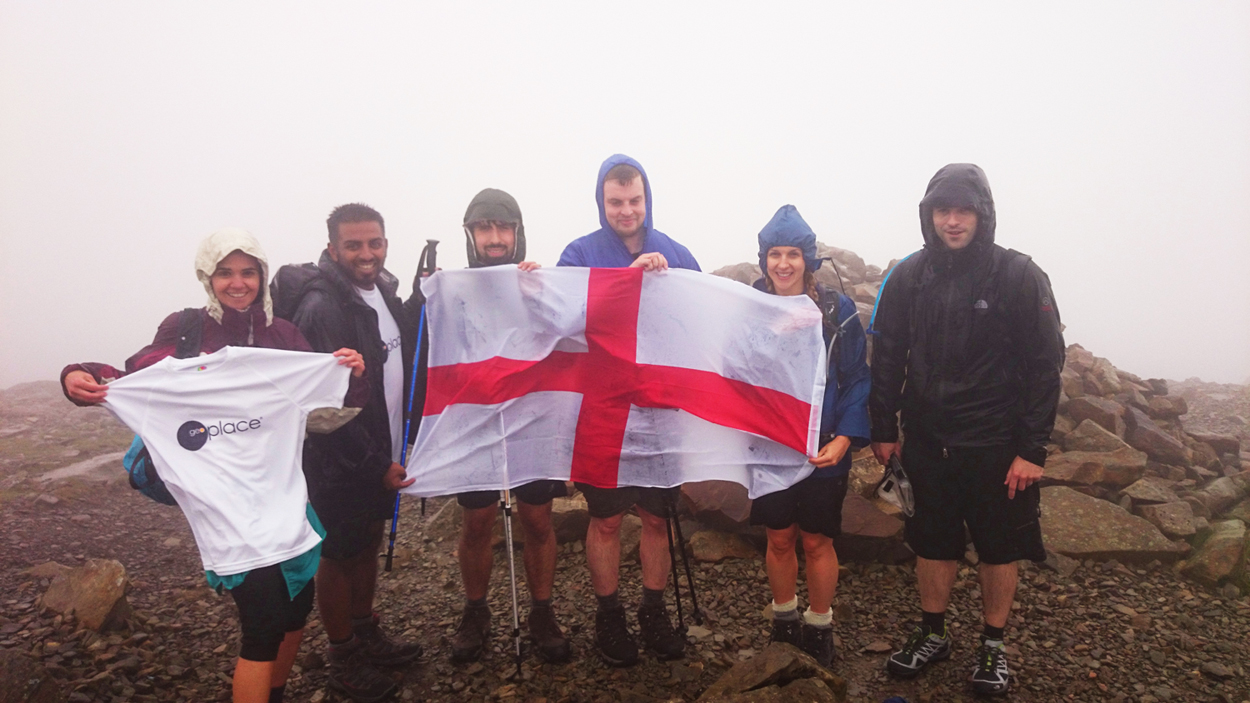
[902,439,1045,565]
[228,564,315,662]
[749,474,848,538]
[575,483,678,519]
[320,515,385,561]
[457,480,568,510]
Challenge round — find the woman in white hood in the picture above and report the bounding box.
[62,229,366,703]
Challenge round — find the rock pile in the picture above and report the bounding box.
[1046,344,1250,591]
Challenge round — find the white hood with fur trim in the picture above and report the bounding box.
[194,227,273,326]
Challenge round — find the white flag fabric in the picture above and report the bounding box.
[403,266,825,499]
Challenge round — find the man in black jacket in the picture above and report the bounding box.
[869,164,1065,697]
[273,203,420,702]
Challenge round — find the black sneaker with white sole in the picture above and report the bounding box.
[885,626,951,678]
[969,641,1010,696]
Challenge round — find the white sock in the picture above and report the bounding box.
[772,596,799,619]
[803,607,833,627]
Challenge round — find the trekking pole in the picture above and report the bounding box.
[668,492,703,625]
[385,310,424,572]
[416,240,438,520]
[384,239,439,572]
[500,489,524,679]
[665,513,686,634]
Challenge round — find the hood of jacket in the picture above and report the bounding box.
[918,163,997,254]
[463,188,527,268]
[194,227,274,326]
[595,154,654,233]
[756,204,823,276]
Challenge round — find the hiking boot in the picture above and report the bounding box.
[886,626,951,678]
[594,605,638,667]
[637,603,685,661]
[769,616,802,647]
[353,613,423,667]
[528,603,572,663]
[327,638,399,703]
[800,623,835,669]
[450,603,492,663]
[969,641,1010,696]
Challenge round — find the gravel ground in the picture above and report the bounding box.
[3,480,1249,703]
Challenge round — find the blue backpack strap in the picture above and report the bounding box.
[867,251,920,335]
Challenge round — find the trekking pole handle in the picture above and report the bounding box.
[424,239,438,274]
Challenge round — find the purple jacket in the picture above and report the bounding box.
[61,305,366,407]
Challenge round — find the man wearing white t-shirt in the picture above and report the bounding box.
[271,203,419,702]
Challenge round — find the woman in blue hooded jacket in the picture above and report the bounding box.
[748,205,871,668]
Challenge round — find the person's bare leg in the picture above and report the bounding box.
[231,658,273,703]
[586,513,624,596]
[270,629,304,687]
[800,531,839,614]
[348,521,385,620]
[517,501,556,600]
[978,562,1018,629]
[915,557,959,614]
[765,526,799,605]
[459,506,497,601]
[636,506,670,592]
[316,559,354,642]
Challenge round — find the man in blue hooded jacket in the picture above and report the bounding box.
[556,155,699,667]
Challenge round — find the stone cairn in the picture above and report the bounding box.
[708,243,1250,596]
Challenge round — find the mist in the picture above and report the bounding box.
[2,1,1247,388]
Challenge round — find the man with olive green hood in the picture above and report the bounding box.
[418,188,573,664]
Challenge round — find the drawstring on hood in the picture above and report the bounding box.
[756,204,823,275]
[463,188,527,268]
[918,163,997,257]
[194,227,273,327]
[595,154,654,233]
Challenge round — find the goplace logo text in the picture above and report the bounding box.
[176,417,263,452]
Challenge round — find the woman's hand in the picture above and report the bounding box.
[809,435,852,468]
[517,261,542,272]
[65,371,108,404]
[333,348,366,378]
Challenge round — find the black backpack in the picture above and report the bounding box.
[121,308,203,505]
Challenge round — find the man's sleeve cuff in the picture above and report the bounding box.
[1018,446,1048,468]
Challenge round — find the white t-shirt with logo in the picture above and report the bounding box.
[356,285,404,463]
[102,347,350,576]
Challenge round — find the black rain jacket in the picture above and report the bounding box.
[271,250,416,523]
[868,164,1065,466]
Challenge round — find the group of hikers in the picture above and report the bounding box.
[60,154,1066,701]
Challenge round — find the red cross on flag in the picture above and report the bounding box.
[403,267,826,499]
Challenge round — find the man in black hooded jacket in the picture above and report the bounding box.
[271,203,421,702]
[404,188,572,664]
[869,164,1064,696]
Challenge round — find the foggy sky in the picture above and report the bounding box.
[2,2,1248,389]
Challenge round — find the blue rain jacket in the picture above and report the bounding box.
[557,154,701,270]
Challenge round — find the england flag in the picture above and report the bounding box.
[402,266,825,499]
